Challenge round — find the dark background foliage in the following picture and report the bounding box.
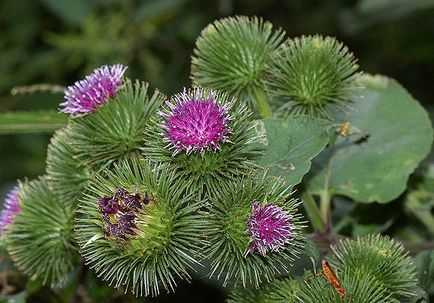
[0,0,433,302]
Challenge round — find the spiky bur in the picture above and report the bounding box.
[46,126,92,205]
[6,177,76,287]
[328,234,419,302]
[75,160,204,296]
[228,278,299,303]
[298,269,393,303]
[0,186,20,233]
[69,79,165,170]
[204,176,304,287]
[191,16,285,117]
[60,64,127,115]
[143,87,261,197]
[266,35,360,119]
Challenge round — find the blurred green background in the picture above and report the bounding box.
[0,0,433,301]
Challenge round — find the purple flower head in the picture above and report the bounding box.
[0,186,21,232]
[60,64,127,116]
[246,202,295,256]
[160,87,233,156]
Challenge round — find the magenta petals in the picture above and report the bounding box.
[0,186,21,232]
[247,202,295,255]
[60,64,127,116]
[161,88,233,156]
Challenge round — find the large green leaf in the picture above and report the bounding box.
[0,111,67,134]
[255,116,330,187]
[309,75,433,203]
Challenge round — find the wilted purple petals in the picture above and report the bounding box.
[98,196,118,214]
[161,88,232,155]
[247,202,294,255]
[98,188,144,241]
[0,186,21,232]
[60,64,127,115]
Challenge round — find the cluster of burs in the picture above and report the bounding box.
[0,16,419,302]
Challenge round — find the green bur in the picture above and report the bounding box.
[205,175,305,287]
[75,160,204,296]
[6,177,76,287]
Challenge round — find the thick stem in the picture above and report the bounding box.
[251,87,272,118]
[302,191,326,232]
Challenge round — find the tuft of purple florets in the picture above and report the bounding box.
[97,188,149,241]
[0,186,21,232]
[247,202,294,255]
[60,64,127,116]
[160,87,233,156]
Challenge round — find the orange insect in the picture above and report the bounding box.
[321,260,346,298]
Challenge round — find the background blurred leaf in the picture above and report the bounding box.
[255,116,330,187]
[309,75,433,203]
[340,0,434,34]
[134,0,189,21]
[0,111,67,134]
[0,291,27,303]
[39,0,93,27]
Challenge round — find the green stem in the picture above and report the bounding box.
[251,87,272,118]
[319,157,333,224]
[302,191,326,232]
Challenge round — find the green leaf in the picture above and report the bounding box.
[309,75,433,203]
[0,111,67,134]
[414,250,434,292]
[255,116,330,187]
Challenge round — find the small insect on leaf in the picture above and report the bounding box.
[321,260,347,299]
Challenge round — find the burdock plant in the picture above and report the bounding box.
[0,186,20,232]
[1,12,432,303]
[5,178,76,287]
[229,235,417,302]
[60,64,127,116]
[191,16,285,117]
[68,66,165,170]
[205,176,304,287]
[75,160,204,296]
[267,35,360,118]
[144,87,261,196]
